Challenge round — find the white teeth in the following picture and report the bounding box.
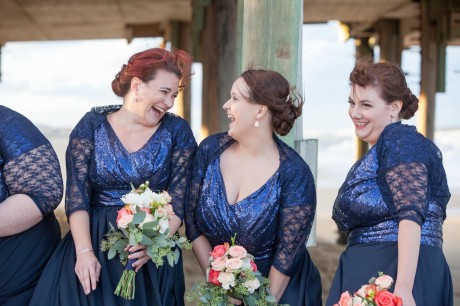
[356,122,367,126]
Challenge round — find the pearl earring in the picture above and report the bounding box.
[254,120,260,128]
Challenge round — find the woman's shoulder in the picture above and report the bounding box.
[71,105,119,137]
[198,132,231,150]
[379,122,431,151]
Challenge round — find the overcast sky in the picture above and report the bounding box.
[1,21,459,138]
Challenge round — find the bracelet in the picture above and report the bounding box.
[76,248,93,257]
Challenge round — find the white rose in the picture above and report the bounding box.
[217,272,235,290]
[375,275,394,290]
[243,278,260,293]
[117,214,134,228]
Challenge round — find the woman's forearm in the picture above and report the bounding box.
[268,266,290,302]
[395,219,421,292]
[0,194,43,236]
[192,235,212,274]
[69,210,93,254]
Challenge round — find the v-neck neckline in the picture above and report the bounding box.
[217,157,280,206]
[104,117,163,154]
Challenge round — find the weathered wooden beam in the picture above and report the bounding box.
[378,19,403,64]
[240,0,303,147]
[354,37,372,159]
[418,0,438,140]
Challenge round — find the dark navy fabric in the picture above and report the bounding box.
[0,106,62,305]
[185,132,322,305]
[30,105,196,306]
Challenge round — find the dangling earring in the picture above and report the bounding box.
[133,96,137,103]
[391,116,397,123]
[254,120,260,128]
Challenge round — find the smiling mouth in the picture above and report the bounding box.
[227,115,235,123]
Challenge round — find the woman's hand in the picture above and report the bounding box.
[393,287,416,306]
[74,250,101,295]
[125,244,150,272]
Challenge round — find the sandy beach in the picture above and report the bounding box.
[46,131,459,305]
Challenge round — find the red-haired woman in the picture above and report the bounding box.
[30,48,196,306]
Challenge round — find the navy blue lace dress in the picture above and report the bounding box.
[0,106,63,306]
[186,133,322,306]
[30,105,196,306]
[326,122,453,306]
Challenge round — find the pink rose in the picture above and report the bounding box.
[116,207,132,224]
[393,295,403,306]
[250,261,258,272]
[375,275,394,290]
[117,214,133,228]
[375,290,398,306]
[210,245,227,259]
[337,291,352,306]
[210,256,227,271]
[208,269,221,286]
[228,245,247,258]
[141,207,151,214]
[225,257,243,271]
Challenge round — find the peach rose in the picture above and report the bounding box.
[337,291,352,306]
[225,257,243,272]
[375,290,397,306]
[228,245,247,259]
[210,245,227,259]
[117,214,133,228]
[210,256,227,271]
[375,275,394,290]
[116,207,132,224]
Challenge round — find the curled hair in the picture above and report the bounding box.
[349,60,418,119]
[240,69,303,136]
[111,48,193,97]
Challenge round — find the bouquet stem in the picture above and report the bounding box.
[114,256,136,300]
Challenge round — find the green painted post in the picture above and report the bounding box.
[240,0,303,147]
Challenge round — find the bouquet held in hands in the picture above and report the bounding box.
[100,181,191,299]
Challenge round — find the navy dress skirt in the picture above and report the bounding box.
[186,133,322,306]
[326,123,453,306]
[30,106,197,306]
[0,106,63,306]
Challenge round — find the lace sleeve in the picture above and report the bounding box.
[167,121,197,221]
[385,162,428,225]
[3,143,63,216]
[184,145,206,242]
[65,137,93,216]
[273,159,316,276]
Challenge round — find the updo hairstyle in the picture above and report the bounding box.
[112,48,192,97]
[349,60,419,120]
[240,69,303,136]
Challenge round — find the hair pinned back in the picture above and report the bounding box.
[112,48,193,97]
[240,69,303,136]
[350,60,419,120]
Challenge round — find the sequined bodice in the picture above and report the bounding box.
[196,158,281,260]
[65,105,196,220]
[186,133,316,276]
[332,122,450,248]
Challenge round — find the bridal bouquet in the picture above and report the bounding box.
[185,236,282,306]
[100,181,191,300]
[333,272,402,306]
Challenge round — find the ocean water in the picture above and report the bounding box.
[307,128,460,215]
